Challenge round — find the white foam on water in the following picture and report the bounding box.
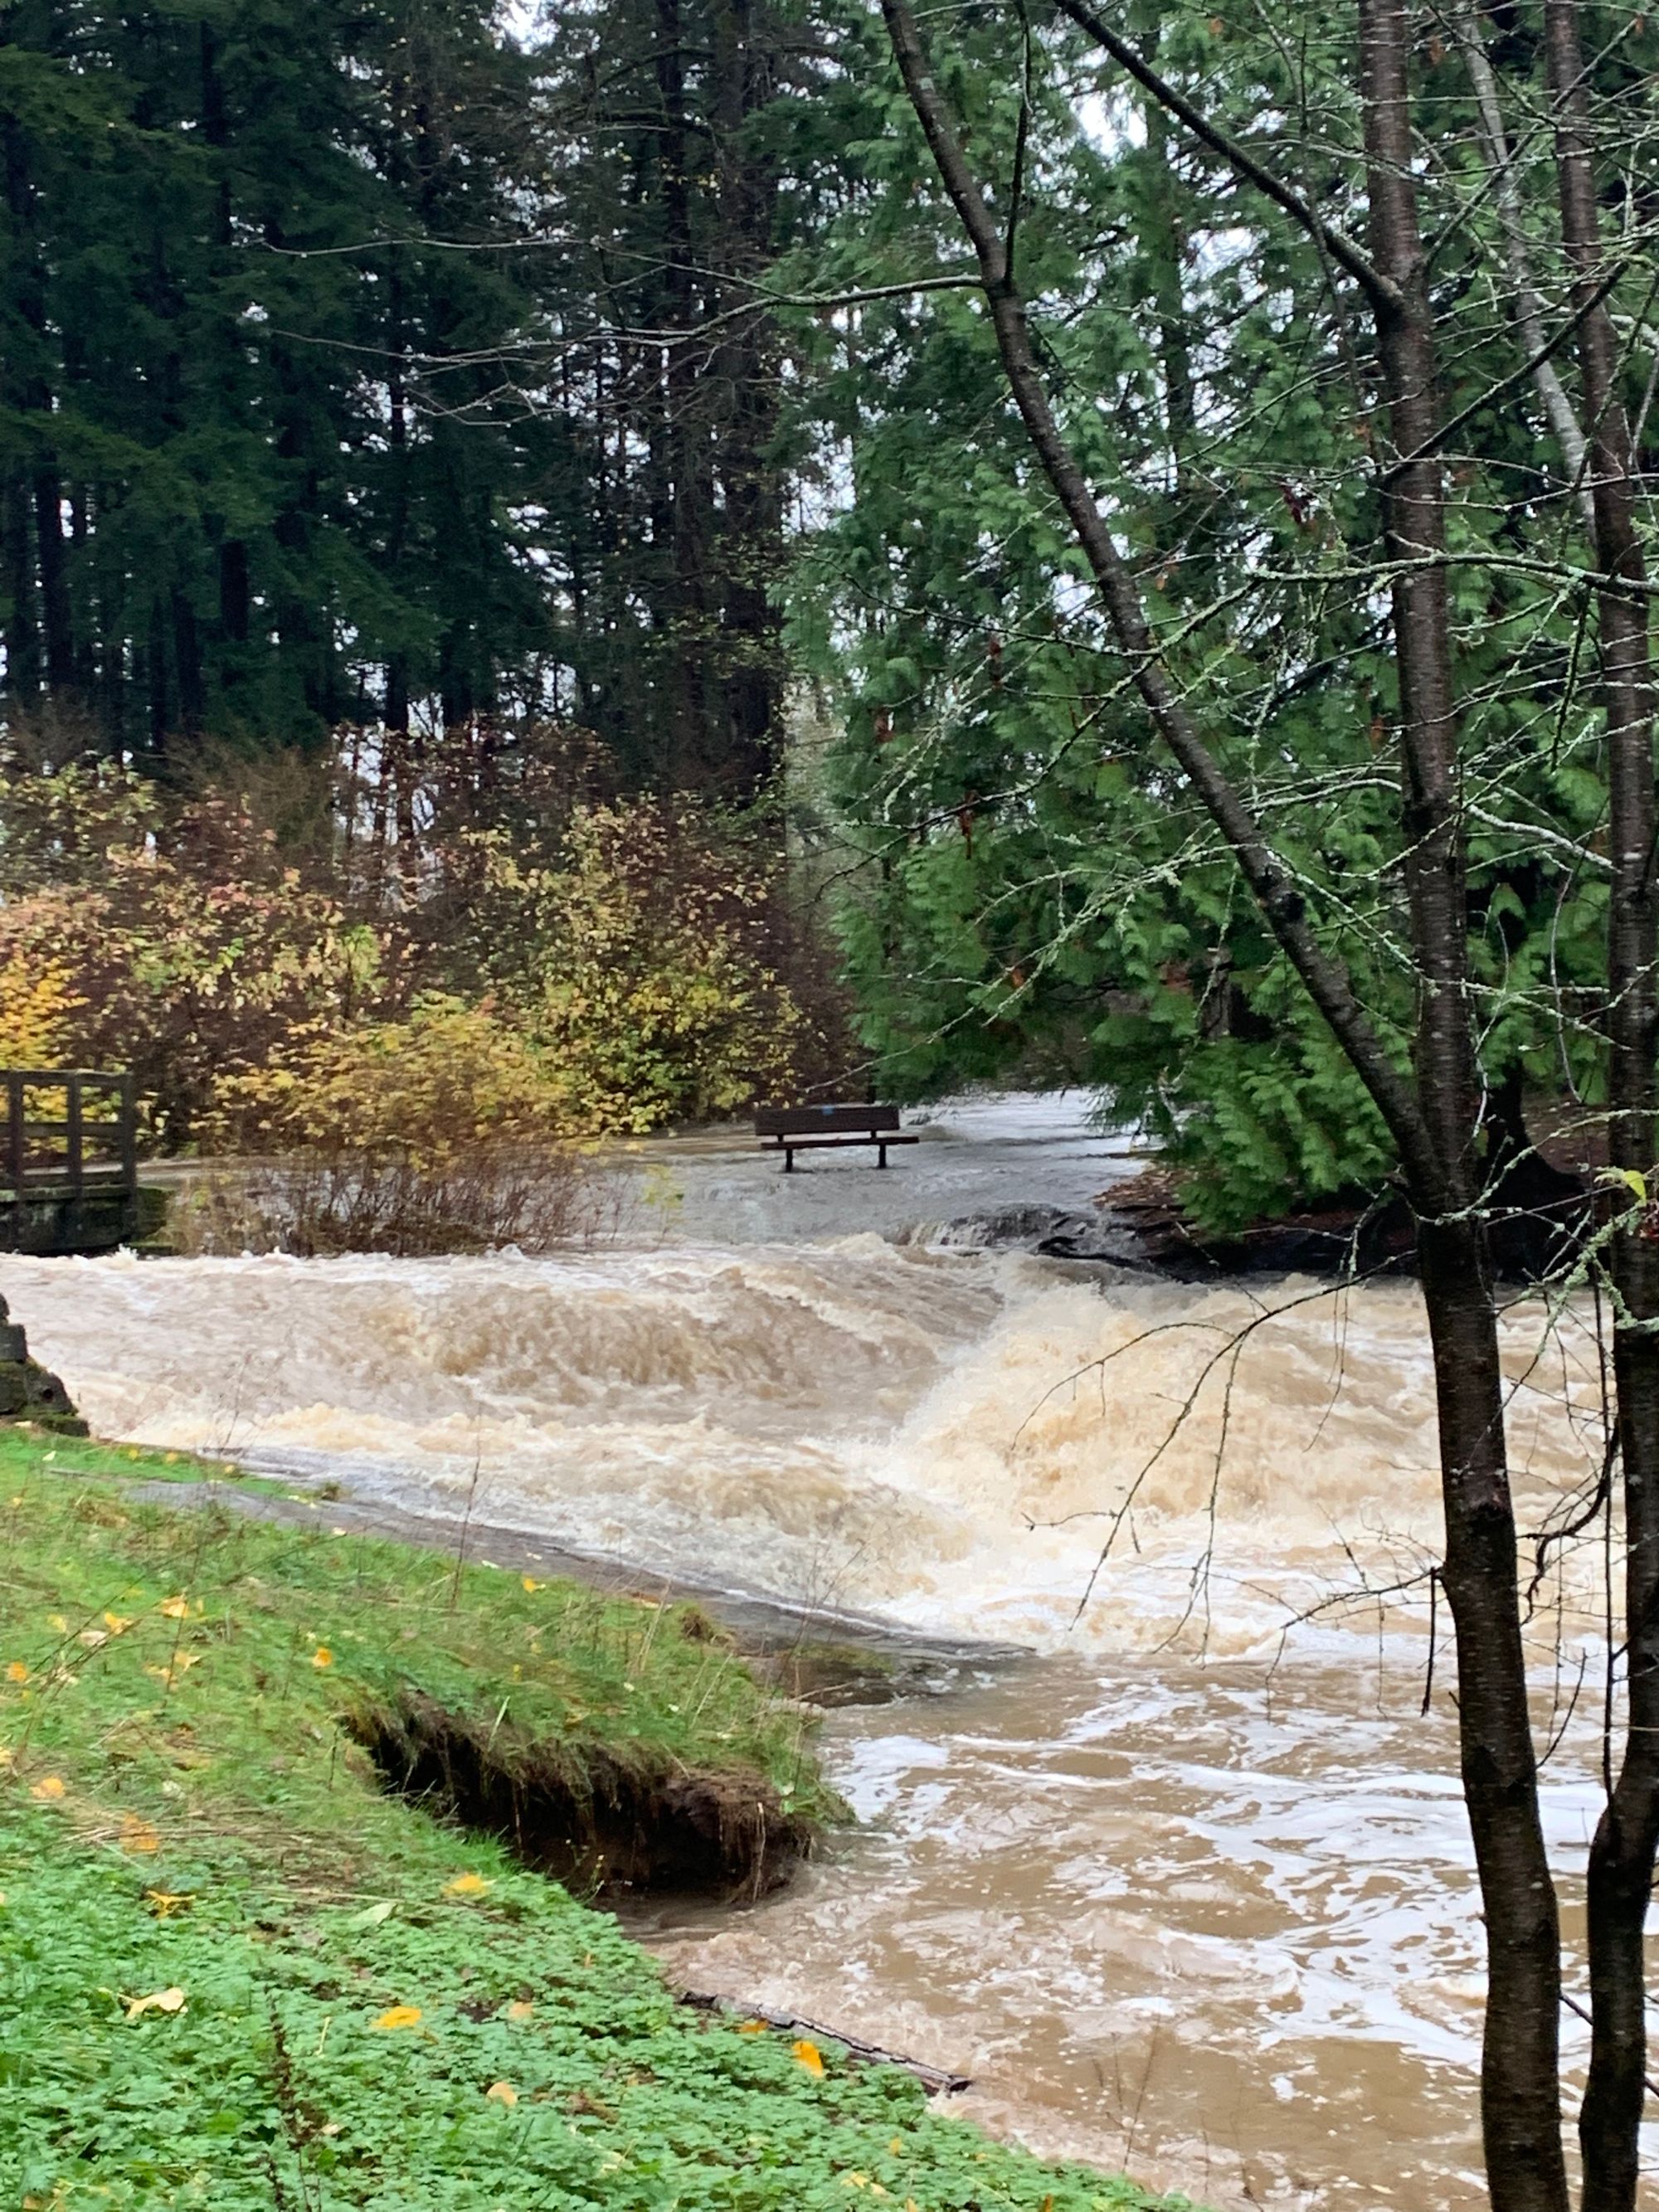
[0,1240,1608,1660]
[0,1110,1622,2211]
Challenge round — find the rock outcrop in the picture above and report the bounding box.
[0,1294,86,1434]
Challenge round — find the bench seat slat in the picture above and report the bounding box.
[757,1131,918,1150]
[755,1103,902,1137]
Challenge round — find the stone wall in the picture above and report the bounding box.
[0,1294,87,1435]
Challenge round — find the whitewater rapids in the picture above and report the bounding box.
[0,1098,1624,2210]
[0,1233,1608,1659]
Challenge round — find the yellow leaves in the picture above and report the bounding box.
[737,2019,767,2036]
[0,948,82,1067]
[505,2001,535,2023]
[443,1872,491,1898]
[371,2005,423,2031]
[158,1597,190,1621]
[30,1775,66,1801]
[888,2138,905,2157]
[311,1646,333,1670]
[5,1662,27,1684]
[46,1613,68,1633]
[144,1889,190,1919]
[791,2038,825,2078]
[103,1612,133,1636]
[124,1986,186,2020]
[119,1812,161,1855]
[484,2081,518,2107]
[1601,1166,1652,1208]
[521,1576,540,1593]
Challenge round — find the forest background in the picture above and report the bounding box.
[1,0,1653,1244]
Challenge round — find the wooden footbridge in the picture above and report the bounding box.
[1,1069,142,1256]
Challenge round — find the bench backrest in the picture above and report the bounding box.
[755,1103,902,1136]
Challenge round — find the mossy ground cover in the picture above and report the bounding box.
[0,1426,1190,2212]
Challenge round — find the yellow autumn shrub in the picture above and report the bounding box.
[212,994,574,1167]
[481,803,809,1134]
[0,942,82,1067]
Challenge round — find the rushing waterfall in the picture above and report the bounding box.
[0,1095,1614,2212]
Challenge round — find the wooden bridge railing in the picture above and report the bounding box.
[2,1071,140,1255]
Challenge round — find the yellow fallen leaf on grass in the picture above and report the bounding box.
[372,2005,423,2030]
[30,1775,66,1801]
[5,1662,27,1684]
[144,1890,191,1918]
[506,2001,535,2022]
[443,1872,490,1897]
[737,2020,767,2035]
[311,1647,333,1670]
[484,2081,518,2107]
[791,2039,825,2077]
[47,1613,67,1632]
[120,1813,160,1855]
[521,1576,540,1592]
[124,1986,185,2020]
[158,1597,189,1621]
[103,1613,133,1635]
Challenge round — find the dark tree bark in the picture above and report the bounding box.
[883,0,1570,2202]
[1543,6,1659,2205]
[1139,90,1197,514]
[654,0,714,785]
[710,0,785,800]
[32,468,73,691]
[1,470,40,700]
[1355,6,1567,2189]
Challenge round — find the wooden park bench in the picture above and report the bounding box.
[754,1102,918,1172]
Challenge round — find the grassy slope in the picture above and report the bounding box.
[0,1428,1189,2211]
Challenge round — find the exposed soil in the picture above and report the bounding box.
[351,1688,818,1900]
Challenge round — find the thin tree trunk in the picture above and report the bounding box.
[1450,0,1594,537]
[1357,13,1566,2194]
[878,0,1438,1196]
[1,469,39,699]
[883,2,1569,2201]
[33,466,73,692]
[1543,7,1659,2205]
[1141,90,1198,515]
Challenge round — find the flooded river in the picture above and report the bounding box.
[0,1095,1618,2210]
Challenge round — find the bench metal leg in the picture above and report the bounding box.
[878,1143,888,1168]
[784,1147,795,1173]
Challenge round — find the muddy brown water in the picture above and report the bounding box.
[0,1094,1624,2210]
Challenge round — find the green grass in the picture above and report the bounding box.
[0,1426,1192,2211]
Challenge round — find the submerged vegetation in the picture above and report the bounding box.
[0,1427,1188,2211]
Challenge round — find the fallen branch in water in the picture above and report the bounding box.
[676,1988,971,2094]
